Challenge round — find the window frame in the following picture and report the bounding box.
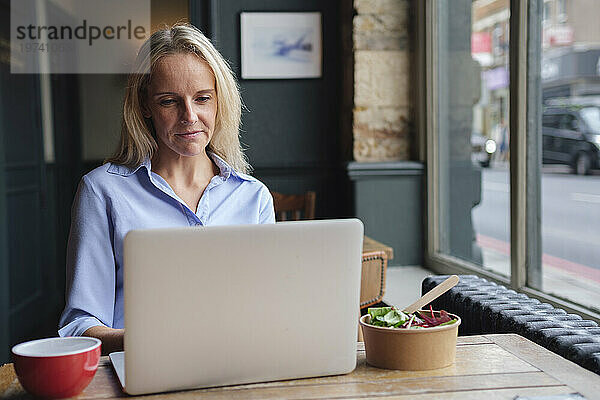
[557,0,568,23]
[420,0,600,323]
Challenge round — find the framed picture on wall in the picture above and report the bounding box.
[240,12,322,79]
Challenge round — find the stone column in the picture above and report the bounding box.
[353,0,412,162]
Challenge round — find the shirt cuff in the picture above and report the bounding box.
[58,316,106,337]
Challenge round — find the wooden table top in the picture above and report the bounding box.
[2,334,600,399]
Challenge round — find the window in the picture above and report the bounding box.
[543,0,551,25]
[580,107,600,134]
[424,0,600,321]
[537,0,600,311]
[557,0,567,23]
[542,114,559,128]
[429,0,511,279]
[557,114,575,130]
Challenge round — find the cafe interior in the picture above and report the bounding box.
[2,0,600,398]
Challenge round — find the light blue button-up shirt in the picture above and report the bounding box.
[58,153,275,337]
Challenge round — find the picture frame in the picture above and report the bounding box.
[240,12,322,79]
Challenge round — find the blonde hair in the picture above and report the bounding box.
[107,23,250,174]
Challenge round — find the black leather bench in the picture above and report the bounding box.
[422,275,600,375]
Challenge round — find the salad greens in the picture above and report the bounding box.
[367,305,457,329]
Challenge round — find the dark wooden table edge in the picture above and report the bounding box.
[484,333,600,400]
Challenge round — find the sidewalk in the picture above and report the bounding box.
[383,252,600,315]
[479,245,600,313]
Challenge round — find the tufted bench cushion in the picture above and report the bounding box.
[422,275,600,375]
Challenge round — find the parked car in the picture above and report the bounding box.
[471,133,496,168]
[542,102,600,175]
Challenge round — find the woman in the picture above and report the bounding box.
[58,24,275,353]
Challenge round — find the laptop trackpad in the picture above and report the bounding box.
[109,351,125,389]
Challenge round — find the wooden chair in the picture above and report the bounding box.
[358,250,388,341]
[360,250,388,310]
[271,191,316,221]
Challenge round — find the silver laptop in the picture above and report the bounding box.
[109,219,363,395]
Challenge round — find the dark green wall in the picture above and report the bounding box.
[0,0,81,361]
[0,2,8,359]
[1,0,54,361]
[195,0,352,218]
[349,162,425,266]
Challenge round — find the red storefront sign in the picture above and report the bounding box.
[472,32,492,54]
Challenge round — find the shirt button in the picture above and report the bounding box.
[195,222,202,226]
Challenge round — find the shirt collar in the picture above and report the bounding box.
[106,161,148,177]
[106,153,252,182]
[208,152,253,182]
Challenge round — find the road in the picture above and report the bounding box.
[472,164,600,271]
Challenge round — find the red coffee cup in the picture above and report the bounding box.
[12,337,101,398]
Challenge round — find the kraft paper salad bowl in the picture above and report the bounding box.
[359,308,461,370]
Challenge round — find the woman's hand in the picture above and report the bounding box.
[83,326,124,355]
